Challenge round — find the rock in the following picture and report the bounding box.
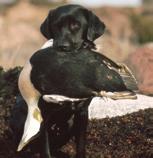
[127,43,153,95]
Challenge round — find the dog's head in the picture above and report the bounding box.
[40,4,105,51]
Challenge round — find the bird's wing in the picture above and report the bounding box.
[104,62,138,91]
[93,53,138,100]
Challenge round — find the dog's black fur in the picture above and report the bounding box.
[39,97,92,158]
[11,4,137,158]
[38,7,106,157]
[11,5,115,158]
[40,4,105,51]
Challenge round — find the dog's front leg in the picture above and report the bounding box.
[74,101,89,158]
[41,127,52,158]
[75,109,88,158]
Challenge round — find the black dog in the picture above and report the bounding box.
[14,4,106,158]
[13,4,137,158]
[40,4,105,51]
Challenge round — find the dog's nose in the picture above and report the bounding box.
[59,42,71,51]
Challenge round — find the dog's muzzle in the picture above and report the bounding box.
[54,39,83,52]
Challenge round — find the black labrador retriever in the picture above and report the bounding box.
[38,6,106,157]
[12,4,106,158]
[12,4,137,158]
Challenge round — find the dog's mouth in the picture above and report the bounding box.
[53,40,96,52]
[53,42,83,52]
[82,40,96,50]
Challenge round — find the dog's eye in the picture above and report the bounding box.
[70,22,80,31]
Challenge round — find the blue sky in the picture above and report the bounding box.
[69,0,142,7]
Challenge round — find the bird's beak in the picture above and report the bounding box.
[17,107,43,151]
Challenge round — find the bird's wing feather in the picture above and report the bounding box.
[99,53,138,91]
[94,53,138,100]
[117,63,138,91]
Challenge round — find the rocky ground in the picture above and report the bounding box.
[0,67,152,158]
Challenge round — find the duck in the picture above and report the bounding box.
[17,46,138,151]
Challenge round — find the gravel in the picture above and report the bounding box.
[0,67,152,158]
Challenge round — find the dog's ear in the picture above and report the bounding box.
[87,11,105,41]
[40,10,54,39]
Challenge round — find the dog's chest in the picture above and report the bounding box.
[49,114,75,137]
